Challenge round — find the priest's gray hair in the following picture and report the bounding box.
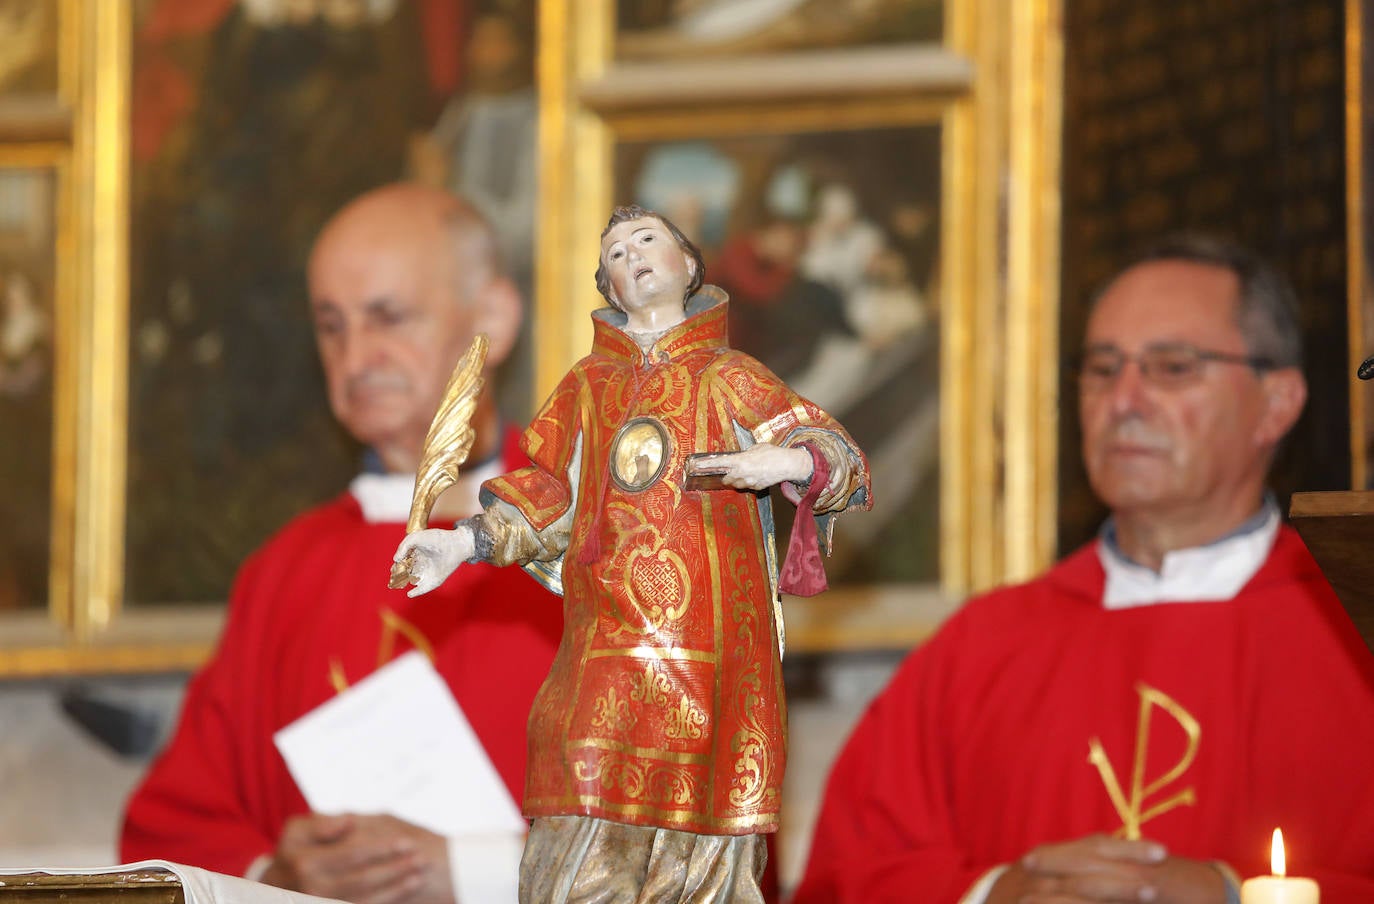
[1095,233,1304,370]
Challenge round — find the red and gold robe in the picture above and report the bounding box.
[481,288,870,835]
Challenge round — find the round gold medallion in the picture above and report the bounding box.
[609,417,670,492]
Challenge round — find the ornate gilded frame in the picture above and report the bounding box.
[1349,0,1374,489]
[0,0,222,676]
[0,0,1063,674]
[536,0,1064,650]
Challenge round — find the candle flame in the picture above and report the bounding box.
[1271,827,1287,877]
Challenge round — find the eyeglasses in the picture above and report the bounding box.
[1075,343,1275,390]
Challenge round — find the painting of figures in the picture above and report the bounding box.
[0,166,56,610]
[125,0,537,604]
[616,124,942,582]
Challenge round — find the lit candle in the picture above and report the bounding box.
[1240,829,1319,904]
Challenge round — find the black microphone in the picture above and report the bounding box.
[1361,355,1374,381]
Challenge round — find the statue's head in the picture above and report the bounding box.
[595,204,705,313]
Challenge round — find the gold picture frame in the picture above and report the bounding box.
[1350,0,1374,489]
[536,0,1064,650]
[3,0,547,677]
[0,0,1063,674]
[0,0,170,676]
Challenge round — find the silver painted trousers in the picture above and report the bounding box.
[519,815,767,904]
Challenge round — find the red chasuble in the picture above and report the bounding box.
[794,528,1374,904]
[482,290,871,836]
[120,436,563,876]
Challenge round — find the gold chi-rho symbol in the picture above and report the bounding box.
[1087,683,1201,840]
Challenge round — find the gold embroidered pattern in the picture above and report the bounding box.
[572,754,703,807]
[590,686,636,734]
[1088,682,1201,839]
[626,547,691,625]
[629,661,673,707]
[585,645,716,663]
[665,693,708,740]
[527,795,774,831]
[728,725,774,811]
[727,662,776,811]
[570,735,711,765]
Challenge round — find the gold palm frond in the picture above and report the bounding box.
[388,333,489,589]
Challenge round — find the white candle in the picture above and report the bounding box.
[1240,829,1319,904]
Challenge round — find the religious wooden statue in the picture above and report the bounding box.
[394,204,871,902]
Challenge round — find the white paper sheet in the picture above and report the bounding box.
[273,651,524,837]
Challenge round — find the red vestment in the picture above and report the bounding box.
[482,290,871,836]
[794,528,1374,904]
[120,437,563,876]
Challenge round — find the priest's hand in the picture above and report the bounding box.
[985,834,1229,903]
[394,526,474,598]
[260,813,453,904]
[352,815,455,904]
[688,443,813,491]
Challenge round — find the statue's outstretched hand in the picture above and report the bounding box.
[688,443,814,492]
[393,526,474,598]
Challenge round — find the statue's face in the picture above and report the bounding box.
[599,216,696,319]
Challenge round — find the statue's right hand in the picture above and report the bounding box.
[393,526,474,598]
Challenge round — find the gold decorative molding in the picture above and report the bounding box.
[0,609,220,678]
[1005,0,1063,582]
[0,0,152,675]
[535,0,612,398]
[68,0,132,638]
[943,0,1002,593]
[603,97,949,143]
[0,97,72,143]
[578,44,974,114]
[942,0,1064,593]
[1347,0,1368,490]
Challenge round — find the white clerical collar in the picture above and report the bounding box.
[348,453,506,525]
[1096,498,1280,610]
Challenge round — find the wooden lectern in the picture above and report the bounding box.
[1289,490,1374,654]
